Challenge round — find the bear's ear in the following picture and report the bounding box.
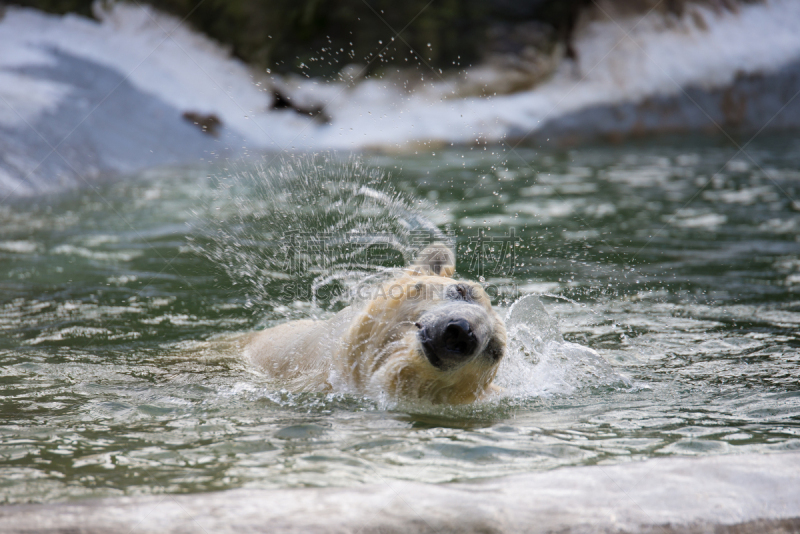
[409,242,455,278]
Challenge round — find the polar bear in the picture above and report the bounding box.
[245,244,507,404]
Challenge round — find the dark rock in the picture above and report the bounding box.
[271,88,330,123]
[182,111,222,136]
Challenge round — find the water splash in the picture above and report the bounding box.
[495,294,631,397]
[192,154,449,316]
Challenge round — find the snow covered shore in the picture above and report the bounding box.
[1,0,800,196]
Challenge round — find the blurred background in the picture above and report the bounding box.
[2,0,798,195]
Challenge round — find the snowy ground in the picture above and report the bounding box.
[1,0,800,196]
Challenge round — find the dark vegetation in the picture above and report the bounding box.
[8,0,756,78]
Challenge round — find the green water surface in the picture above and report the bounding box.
[1,139,799,503]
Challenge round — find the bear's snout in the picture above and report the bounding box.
[418,313,483,371]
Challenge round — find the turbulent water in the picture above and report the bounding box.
[1,141,799,504]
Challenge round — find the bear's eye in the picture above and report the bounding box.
[408,282,425,300]
[447,283,473,301]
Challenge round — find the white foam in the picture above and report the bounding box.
[495,295,630,397]
[0,240,39,253]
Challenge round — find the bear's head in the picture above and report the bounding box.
[341,244,507,404]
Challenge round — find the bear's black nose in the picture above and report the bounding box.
[419,318,479,370]
[442,319,477,355]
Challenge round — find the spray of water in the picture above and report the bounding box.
[192,154,449,317]
[495,294,631,398]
